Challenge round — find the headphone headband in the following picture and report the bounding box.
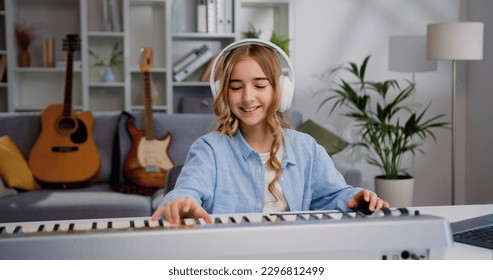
[209,39,295,101]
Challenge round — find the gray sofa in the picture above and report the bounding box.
[0,111,361,223]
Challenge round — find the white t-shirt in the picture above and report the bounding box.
[259,148,288,213]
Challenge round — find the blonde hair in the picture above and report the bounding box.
[212,43,292,202]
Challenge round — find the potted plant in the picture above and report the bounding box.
[318,56,448,206]
[88,42,123,83]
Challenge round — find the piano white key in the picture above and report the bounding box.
[43,224,55,232]
[74,222,93,231]
[21,224,39,234]
[148,220,160,228]
[328,212,343,219]
[58,223,71,232]
[279,214,297,222]
[96,222,108,230]
[195,218,207,225]
[244,214,263,223]
[112,220,130,229]
[5,225,17,234]
[133,219,146,229]
[183,218,196,226]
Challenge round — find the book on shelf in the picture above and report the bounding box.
[174,47,214,82]
[199,57,216,82]
[197,0,207,33]
[224,0,233,33]
[173,44,209,74]
[216,0,233,33]
[207,0,217,33]
[198,0,233,33]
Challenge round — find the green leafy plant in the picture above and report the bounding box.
[241,24,290,55]
[242,23,262,39]
[88,42,123,67]
[318,56,448,179]
[269,31,290,56]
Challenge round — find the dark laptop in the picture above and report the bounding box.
[451,213,493,250]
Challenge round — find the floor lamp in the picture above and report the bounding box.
[426,22,484,205]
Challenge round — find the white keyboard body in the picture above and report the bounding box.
[0,209,453,259]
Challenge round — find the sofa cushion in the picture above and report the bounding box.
[0,184,152,223]
[0,178,18,199]
[0,135,40,191]
[297,119,349,155]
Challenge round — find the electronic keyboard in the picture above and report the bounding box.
[0,208,453,259]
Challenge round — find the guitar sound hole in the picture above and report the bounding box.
[57,117,77,134]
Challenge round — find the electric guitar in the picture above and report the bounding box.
[123,47,174,192]
[28,34,101,189]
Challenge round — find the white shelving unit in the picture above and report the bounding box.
[0,0,293,113]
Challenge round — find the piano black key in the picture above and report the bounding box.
[214,217,223,224]
[242,216,251,223]
[92,222,97,230]
[68,223,75,231]
[157,220,163,227]
[108,221,113,229]
[0,226,4,234]
[53,224,60,232]
[398,208,410,216]
[228,217,236,223]
[37,225,45,232]
[321,213,333,219]
[144,220,149,228]
[296,214,308,220]
[381,208,392,216]
[262,215,271,222]
[13,226,21,234]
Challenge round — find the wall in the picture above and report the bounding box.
[467,0,493,204]
[292,0,467,206]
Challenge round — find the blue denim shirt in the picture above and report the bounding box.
[158,129,363,213]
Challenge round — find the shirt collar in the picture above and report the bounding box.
[233,129,297,166]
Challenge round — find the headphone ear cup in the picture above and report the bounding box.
[213,80,222,99]
[278,75,294,112]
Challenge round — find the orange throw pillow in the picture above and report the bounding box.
[0,135,40,190]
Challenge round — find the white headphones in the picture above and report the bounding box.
[209,39,295,112]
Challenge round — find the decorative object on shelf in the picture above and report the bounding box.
[102,66,116,83]
[270,31,290,56]
[241,24,290,56]
[42,38,55,68]
[242,23,262,39]
[88,42,123,83]
[14,21,38,67]
[173,44,213,82]
[318,56,448,207]
[427,22,484,205]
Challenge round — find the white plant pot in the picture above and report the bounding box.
[375,176,414,207]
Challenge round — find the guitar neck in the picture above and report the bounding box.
[63,51,74,117]
[143,72,154,140]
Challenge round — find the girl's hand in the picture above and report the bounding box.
[151,196,212,224]
[347,189,390,212]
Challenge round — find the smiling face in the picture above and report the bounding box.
[227,56,275,131]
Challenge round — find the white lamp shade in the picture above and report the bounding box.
[389,35,437,72]
[427,22,484,60]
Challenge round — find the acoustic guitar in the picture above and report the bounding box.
[123,47,174,192]
[28,34,101,189]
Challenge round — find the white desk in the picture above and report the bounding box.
[410,204,493,260]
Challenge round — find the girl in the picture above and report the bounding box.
[152,39,388,224]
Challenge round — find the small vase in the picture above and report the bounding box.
[18,50,31,67]
[102,66,116,83]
